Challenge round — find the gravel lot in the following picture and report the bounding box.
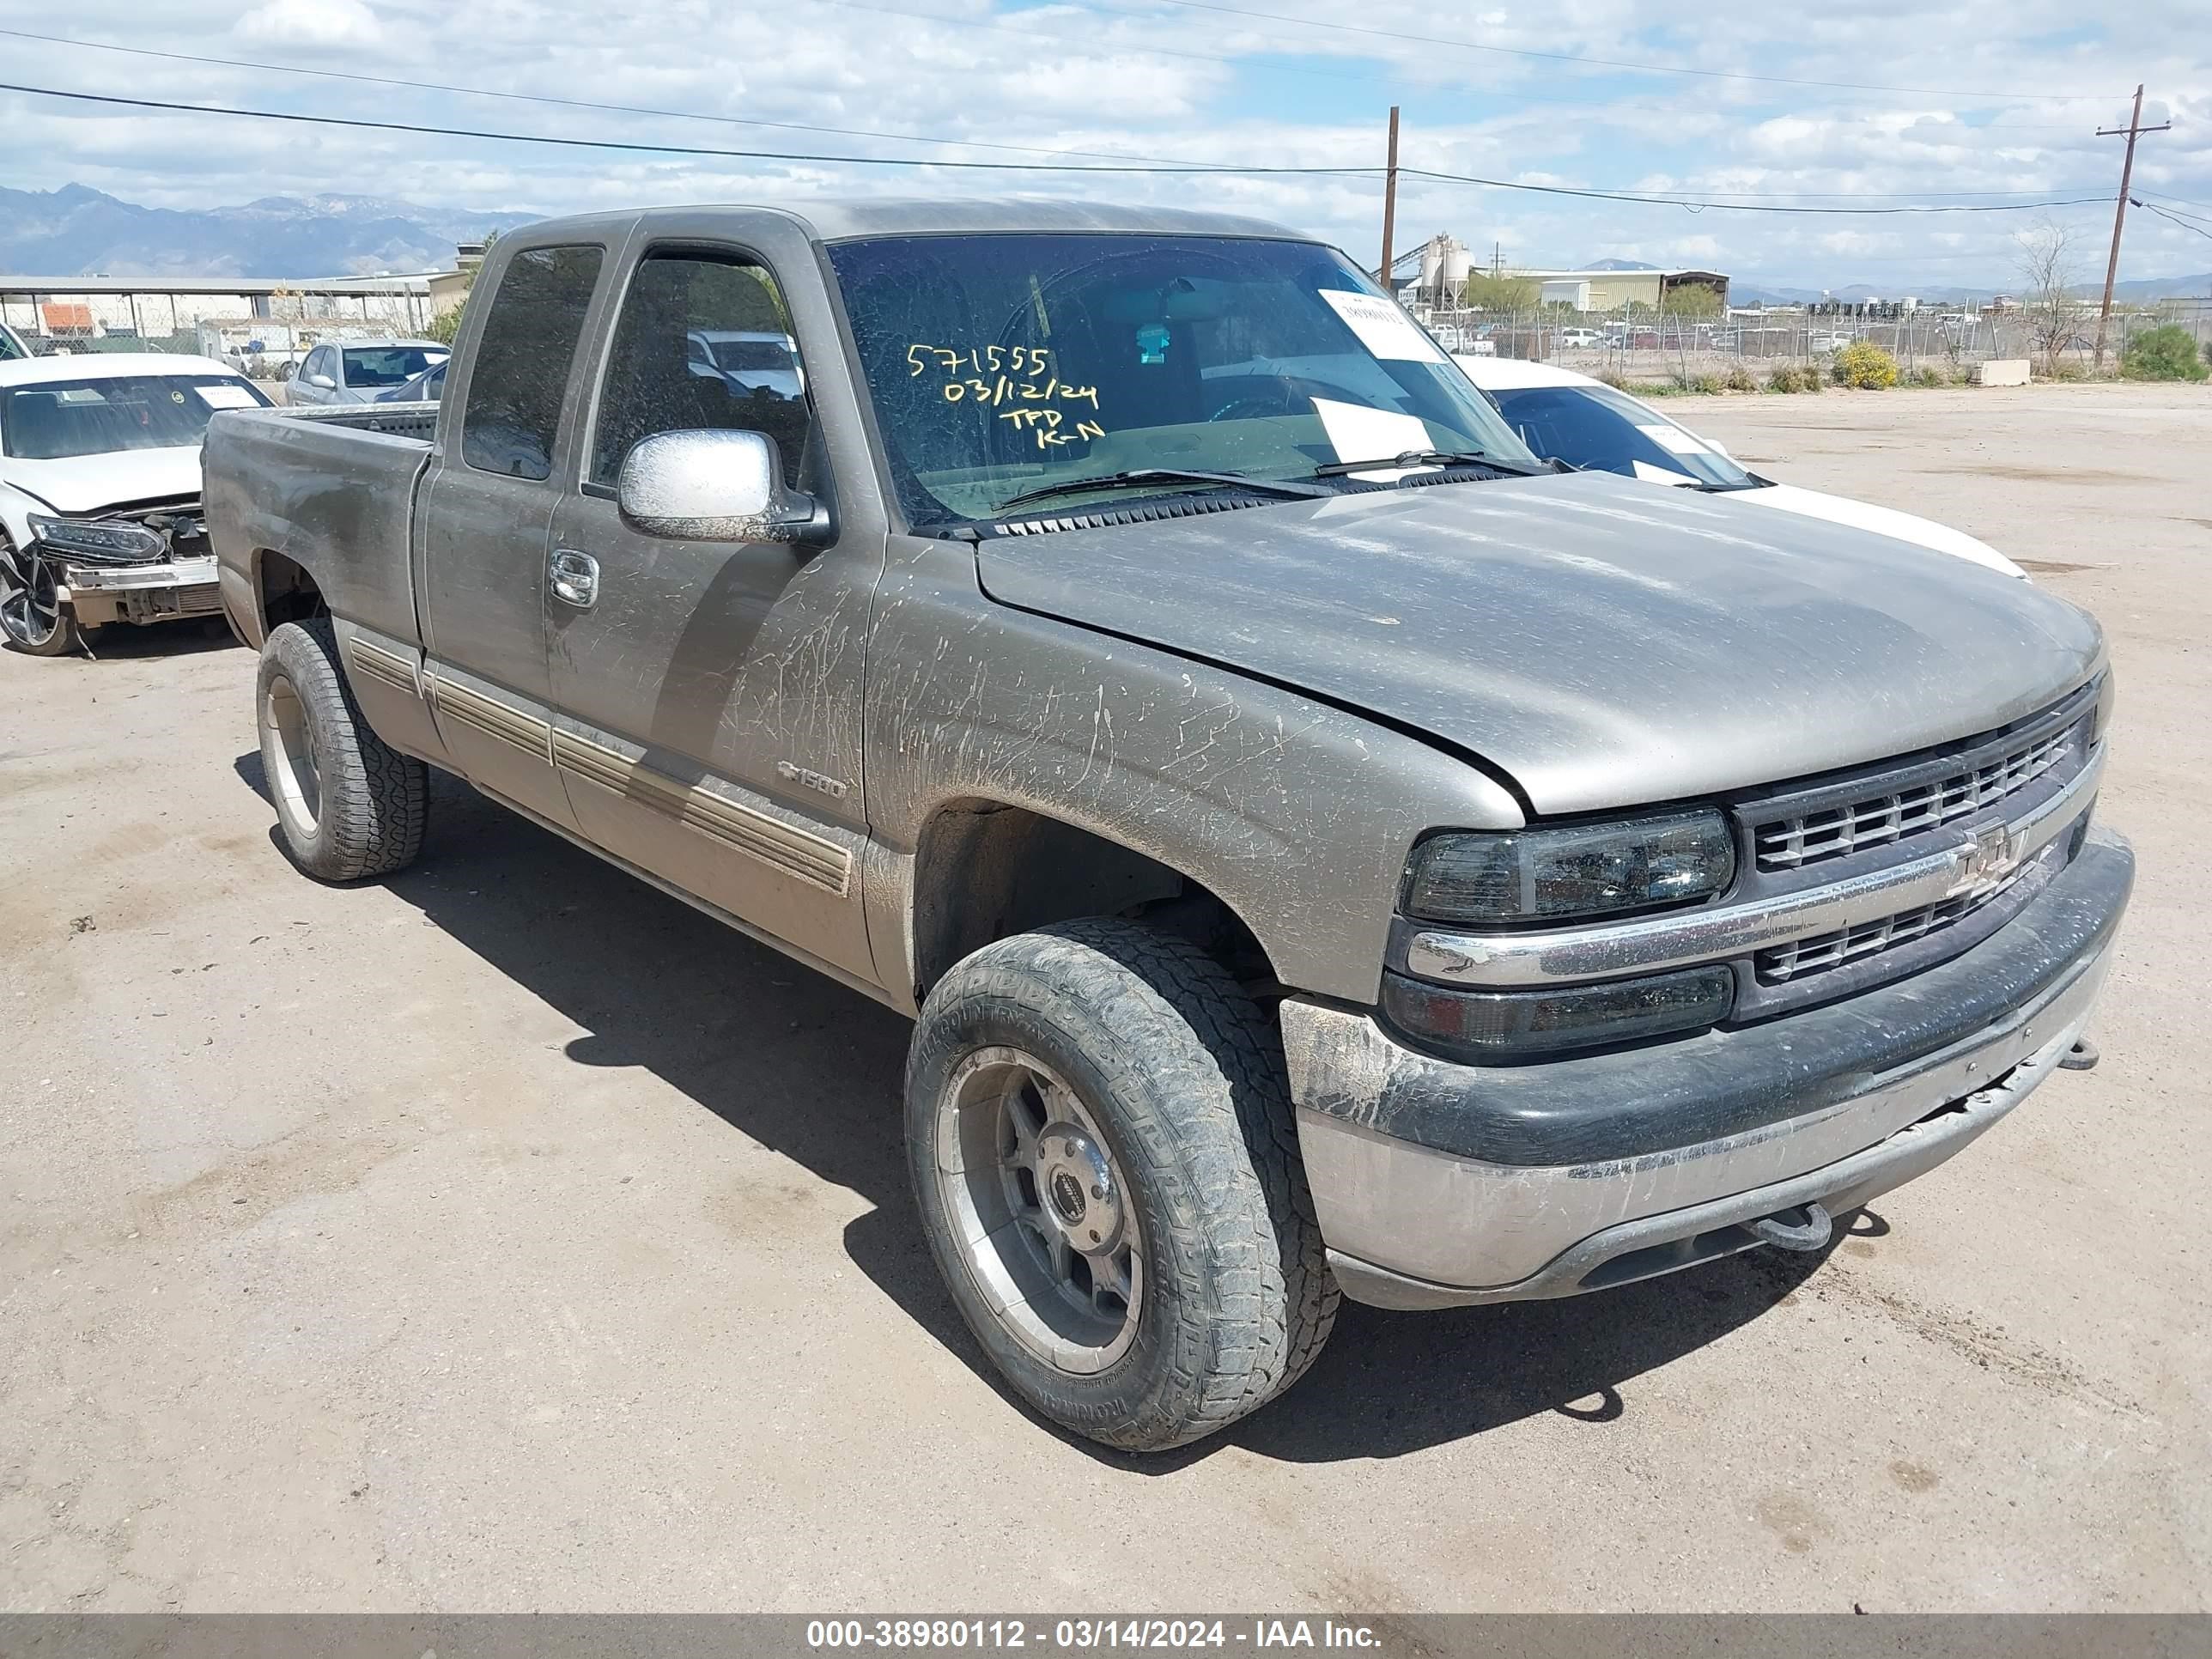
[3,383,2206,1613]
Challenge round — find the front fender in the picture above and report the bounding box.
[862,541,1522,1005]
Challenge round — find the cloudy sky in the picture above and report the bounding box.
[3,0,2209,289]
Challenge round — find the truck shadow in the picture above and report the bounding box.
[235,755,1843,1467]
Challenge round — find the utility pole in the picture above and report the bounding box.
[1378,106,1400,290]
[2093,85,2170,371]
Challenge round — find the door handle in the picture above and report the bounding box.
[550,547,599,609]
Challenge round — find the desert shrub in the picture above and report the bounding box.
[2046,359,2088,382]
[2120,324,2209,382]
[1911,364,1950,387]
[1680,373,1723,395]
[1722,362,1759,392]
[1832,341,1900,389]
[1764,365,1805,392]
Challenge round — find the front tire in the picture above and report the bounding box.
[0,529,79,657]
[908,919,1336,1451]
[256,617,428,880]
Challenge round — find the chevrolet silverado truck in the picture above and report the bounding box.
[202,202,2131,1451]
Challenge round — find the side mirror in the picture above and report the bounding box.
[617,429,830,545]
[305,372,335,389]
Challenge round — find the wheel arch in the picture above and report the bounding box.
[904,795,1284,1003]
[253,548,326,635]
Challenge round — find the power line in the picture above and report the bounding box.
[1114,0,2121,101]
[0,81,1365,175]
[0,26,1197,167]
[0,80,2131,218]
[0,27,2123,198]
[2136,199,2212,243]
[1395,166,2111,216]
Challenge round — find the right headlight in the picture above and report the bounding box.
[26,512,168,567]
[1402,808,1736,927]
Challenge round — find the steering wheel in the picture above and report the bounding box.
[1206,377,1301,423]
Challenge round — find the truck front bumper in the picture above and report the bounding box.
[1282,828,2133,1310]
[57,556,223,626]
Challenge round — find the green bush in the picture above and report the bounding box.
[1910,364,1953,388]
[2120,324,2209,382]
[1722,363,1759,392]
[1832,341,1900,389]
[1764,365,1808,392]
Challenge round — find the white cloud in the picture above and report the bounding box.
[235,0,382,49]
[0,0,2206,287]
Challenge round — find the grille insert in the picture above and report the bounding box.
[1753,725,2075,872]
[1756,863,2033,983]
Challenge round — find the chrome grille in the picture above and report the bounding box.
[1753,724,2075,872]
[1756,863,2032,983]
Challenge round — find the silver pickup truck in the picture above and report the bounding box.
[203,201,2131,1451]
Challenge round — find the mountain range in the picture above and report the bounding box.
[0,184,538,277]
[7,183,2212,302]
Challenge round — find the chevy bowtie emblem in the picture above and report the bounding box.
[1951,822,2022,895]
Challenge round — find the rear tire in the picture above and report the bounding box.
[907,918,1337,1451]
[256,617,428,880]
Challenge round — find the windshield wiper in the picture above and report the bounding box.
[1311,448,1552,479]
[996,468,1329,512]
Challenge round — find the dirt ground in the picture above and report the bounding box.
[3,383,2206,1613]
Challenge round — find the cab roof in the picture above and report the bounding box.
[514,198,1313,246]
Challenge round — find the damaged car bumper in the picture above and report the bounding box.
[56,555,223,624]
[1283,826,2134,1310]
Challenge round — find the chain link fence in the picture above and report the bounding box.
[1420,299,2212,384]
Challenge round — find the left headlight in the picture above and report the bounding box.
[26,513,167,566]
[1402,808,1736,927]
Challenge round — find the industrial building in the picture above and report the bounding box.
[0,270,439,354]
[1394,234,1729,312]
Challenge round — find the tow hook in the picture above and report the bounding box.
[1751,1201,1833,1253]
[2059,1037,2100,1072]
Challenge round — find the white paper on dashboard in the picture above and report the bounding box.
[1632,459,1694,484]
[1310,398,1438,481]
[194,383,261,410]
[1635,422,1711,456]
[1317,289,1449,363]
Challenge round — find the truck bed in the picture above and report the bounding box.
[202,403,436,650]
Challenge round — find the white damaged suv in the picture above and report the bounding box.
[0,352,270,656]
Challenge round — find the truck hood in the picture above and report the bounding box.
[3,447,203,515]
[975,470,2104,815]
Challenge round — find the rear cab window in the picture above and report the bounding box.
[461,245,607,481]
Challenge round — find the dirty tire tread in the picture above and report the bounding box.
[259,617,427,880]
[908,918,1336,1451]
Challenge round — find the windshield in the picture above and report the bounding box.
[342,346,447,387]
[0,328,25,362]
[826,232,1535,526]
[0,374,271,460]
[1487,384,1755,489]
[709,337,796,374]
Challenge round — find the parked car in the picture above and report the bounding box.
[685,329,804,399]
[1455,356,2024,577]
[284,339,448,406]
[0,352,271,655]
[204,203,2128,1450]
[374,360,447,403]
[1555,327,1603,349]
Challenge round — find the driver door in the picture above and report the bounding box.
[543,246,879,981]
